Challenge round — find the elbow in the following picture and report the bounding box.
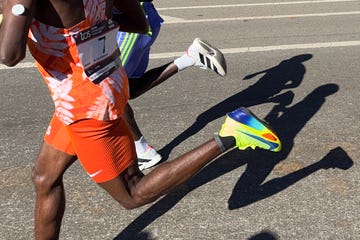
[0,53,25,67]
[0,58,22,67]
[132,21,149,35]
[139,22,149,35]
[0,46,26,67]
[135,15,150,34]
[113,13,149,35]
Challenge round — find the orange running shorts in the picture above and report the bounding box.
[44,114,136,183]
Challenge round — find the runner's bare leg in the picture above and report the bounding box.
[128,62,178,99]
[32,143,77,240]
[125,62,179,140]
[99,139,222,209]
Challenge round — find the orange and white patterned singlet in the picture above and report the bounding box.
[27,0,129,125]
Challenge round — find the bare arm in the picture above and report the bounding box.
[112,0,148,34]
[0,0,35,66]
[0,0,3,14]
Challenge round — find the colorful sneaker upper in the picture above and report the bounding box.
[219,108,281,152]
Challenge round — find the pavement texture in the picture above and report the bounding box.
[0,0,359,239]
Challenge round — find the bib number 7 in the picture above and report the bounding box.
[73,20,121,84]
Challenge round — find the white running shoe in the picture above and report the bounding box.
[187,38,227,77]
[137,146,162,170]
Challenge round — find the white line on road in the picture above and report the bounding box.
[157,0,359,10]
[0,62,36,70]
[162,11,360,24]
[149,41,360,59]
[1,40,359,69]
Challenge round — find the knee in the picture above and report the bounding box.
[125,188,158,209]
[31,165,62,195]
[31,142,75,194]
[113,183,157,210]
[119,192,146,210]
[31,167,48,193]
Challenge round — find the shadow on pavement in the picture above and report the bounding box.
[228,146,353,209]
[248,230,279,240]
[159,54,312,161]
[113,55,353,239]
[228,83,345,209]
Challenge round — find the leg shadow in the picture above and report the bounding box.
[118,231,152,240]
[159,54,312,160]
[114,84,339,239]
[248,230,279,240]
[114,150,248,240]
[228,147,353,209]
[114,55,330,239]
[228,84,348,209]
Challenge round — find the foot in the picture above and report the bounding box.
[320,147,353,170]
[137,146,162,170]
[219,108,281,152]
[187,38,227,76]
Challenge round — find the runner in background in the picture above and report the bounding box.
[113,1,227,170]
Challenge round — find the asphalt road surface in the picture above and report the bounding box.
[0,0,359,239]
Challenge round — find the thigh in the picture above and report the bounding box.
[127,24,161,78]
[66,117,137,183]
[97,161,145,209]
[117,7,162,78]
[117,31,150,77]
[44,114,76,155]
[33,142,77,186]
[34,115,77,184]
[130,24,161,78]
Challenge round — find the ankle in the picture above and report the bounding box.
[134,136,149,154]
[214,133,236,152]
[174,53,195,71]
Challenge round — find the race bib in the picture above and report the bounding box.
[73,19,121,84]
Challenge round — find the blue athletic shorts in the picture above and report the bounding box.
[116,2,164,78]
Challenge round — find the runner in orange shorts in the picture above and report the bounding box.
[45,114,136,183]
[25,0,134,183]
[0,0,281,239]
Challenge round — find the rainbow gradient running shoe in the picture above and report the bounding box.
[219,108,281,152]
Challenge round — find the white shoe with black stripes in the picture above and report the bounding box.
[137,145,162,171]
[187,38,227,77]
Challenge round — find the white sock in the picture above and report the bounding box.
[174,44,197,71]
[134,136,149,154]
